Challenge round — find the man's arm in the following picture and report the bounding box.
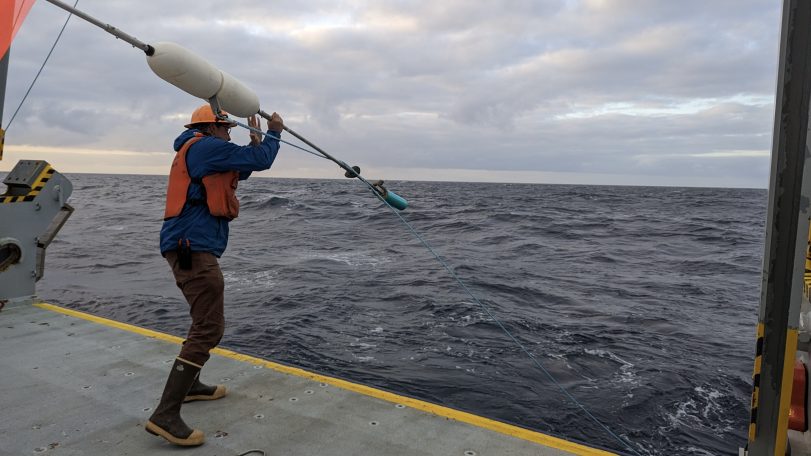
[194,114,284,175]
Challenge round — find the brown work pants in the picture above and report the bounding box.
[165,250,225,367]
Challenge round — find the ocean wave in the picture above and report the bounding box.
[36,175,765,455]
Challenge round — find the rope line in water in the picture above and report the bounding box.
[5,0,79,131]
[237,122,642,456]
[369,186,642,456]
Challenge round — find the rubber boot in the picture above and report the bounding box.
[145,358,205,446]
[184,374,227,403]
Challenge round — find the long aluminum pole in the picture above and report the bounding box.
[747,1,811,454]
[42,0,153,55]
[258,110,361,178]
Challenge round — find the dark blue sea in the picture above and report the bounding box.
[35,174,765,455]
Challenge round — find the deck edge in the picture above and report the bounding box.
[34,301,617,456]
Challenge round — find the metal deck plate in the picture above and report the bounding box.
[0,303,611,456]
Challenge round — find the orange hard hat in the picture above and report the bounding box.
[184,104,238,128]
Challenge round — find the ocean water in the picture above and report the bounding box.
[32,174,764,455]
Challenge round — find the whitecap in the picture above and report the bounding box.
[223,269,277,290]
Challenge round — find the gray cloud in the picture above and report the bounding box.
[2,0,781,187]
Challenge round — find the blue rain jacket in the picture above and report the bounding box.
[160,128,280,257]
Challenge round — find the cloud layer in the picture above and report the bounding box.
[2,0,781,187]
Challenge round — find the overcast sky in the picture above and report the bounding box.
[2,0,781,187]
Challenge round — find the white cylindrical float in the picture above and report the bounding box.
[218,71,260,117]
[146,42,223,99]
[147,41,260,117]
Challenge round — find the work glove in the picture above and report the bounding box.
[267,112,284,133]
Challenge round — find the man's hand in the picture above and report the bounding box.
[267,112,284,133]
[248,115,262,145]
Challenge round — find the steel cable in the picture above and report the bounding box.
[5,0,79,131]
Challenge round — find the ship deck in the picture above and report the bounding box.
[0,302,614,455]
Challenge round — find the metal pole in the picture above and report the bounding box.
[258,110,360,178]
[0,50,8,125]
[42,0,153,55]
[747,1,811,454]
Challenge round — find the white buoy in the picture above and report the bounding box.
[147,42,222,99]
[146,42,260,117]
[218,71,260,117]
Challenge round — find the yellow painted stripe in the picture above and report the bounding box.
[749,386,759,441]
[27,164,53,199]
[806,225,811,297]
[749,322,764,441]
[0,164,53,203]
[774,329,798,456]
[33,302,615,456]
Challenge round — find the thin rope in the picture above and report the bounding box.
[228,117,328,161]
[372,192,641,456]
[5,0,79,131]
[235,121,642,456]
[229,117,383,192]
[12,1,27,29]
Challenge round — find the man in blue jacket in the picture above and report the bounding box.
[146,104,283,446]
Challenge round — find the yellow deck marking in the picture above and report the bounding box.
[34,302,615,455]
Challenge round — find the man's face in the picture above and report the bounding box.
[210,123,231,141]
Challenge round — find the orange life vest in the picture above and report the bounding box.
[164,133,240,220]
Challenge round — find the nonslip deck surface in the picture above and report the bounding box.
[0,303,613,455]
